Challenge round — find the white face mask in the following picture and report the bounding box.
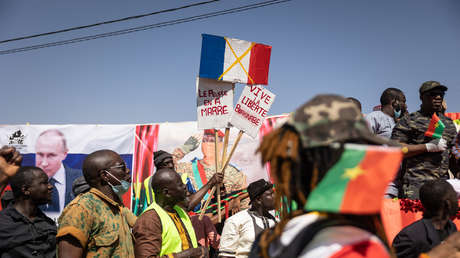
[105,171,130,196]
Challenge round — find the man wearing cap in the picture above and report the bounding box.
[391,81,457,199]
[175,129,247,208]
[219,179,276,258]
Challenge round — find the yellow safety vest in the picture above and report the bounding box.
[143,202,198,256]
[143,173,189,206]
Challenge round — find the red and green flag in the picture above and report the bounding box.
[305,144,402,214]
[425,113,445,139]
[445,112,460,128]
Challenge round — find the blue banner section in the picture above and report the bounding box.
[199,34,225,79]
[22,153,133,171]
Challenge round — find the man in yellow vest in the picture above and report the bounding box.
[134,167,207,258]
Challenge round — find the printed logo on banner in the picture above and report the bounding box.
[8,129,27,152]
[230,85,276,138]
[196,77,234,130]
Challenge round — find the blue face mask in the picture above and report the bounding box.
[106,171,130,196]
[394,109,401,119]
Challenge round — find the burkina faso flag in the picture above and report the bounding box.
[425,113,445,139]
[305,144,402,214]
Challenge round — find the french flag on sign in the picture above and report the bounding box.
[199,34,272,85]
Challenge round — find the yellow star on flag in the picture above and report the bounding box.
[342,166,365,180]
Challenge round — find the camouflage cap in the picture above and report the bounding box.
[419,81,448,95]
[287,94,398,149]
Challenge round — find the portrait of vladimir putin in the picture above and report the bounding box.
[35,129,82,219]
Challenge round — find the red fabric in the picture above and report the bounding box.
[341,149,402,213]
[132,124,159,209]
[424,113,440,138]
[445,113,460,121]
[203,129,224,137]
[196,160,209,186]
[224,200,229,219]
[381,199,460,243]
[0,185,12,211]
[248,43,271,85]
[329,240,389,258]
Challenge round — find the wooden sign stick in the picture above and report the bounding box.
[220,130,243,175]
[214,129,222,222]
[199,186,216,220]
[199,129,244,220]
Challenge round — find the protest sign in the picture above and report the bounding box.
[230,85,276,138]
[197,78,234,129]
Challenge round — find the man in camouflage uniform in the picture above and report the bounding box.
[174,129,248,209]
[391,81,457,199]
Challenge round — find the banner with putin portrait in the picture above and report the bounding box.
[0,125,135,215]
[0,117,287,214]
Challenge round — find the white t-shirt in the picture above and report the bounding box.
[365,111,395,139]
[219,209,277,258]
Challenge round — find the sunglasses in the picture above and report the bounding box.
[426,91,445,98]
[106,162,128,172]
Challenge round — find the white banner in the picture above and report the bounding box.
[196,78,234,129]
[0,125,134,154]
[230,85,276,138]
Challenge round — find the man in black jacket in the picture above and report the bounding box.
[0,166,56,258]
[392,179,458,258]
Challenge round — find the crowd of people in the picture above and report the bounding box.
[0,80,460,258]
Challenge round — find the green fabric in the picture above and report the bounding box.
[144,202,198,256]
[433,119,445,139]
[305,148,365,212]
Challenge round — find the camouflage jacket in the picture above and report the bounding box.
[391,111,457,198]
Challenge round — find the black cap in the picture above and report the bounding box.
[247,179,273,204]
[154,150,172,167]
[419,81,448,95]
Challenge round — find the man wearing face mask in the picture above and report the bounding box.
[56,149,135,258]
[365,87,407,139]
[392,81,457,199]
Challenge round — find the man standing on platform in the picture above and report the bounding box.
[392,81,457,199]
[366,88,406,138]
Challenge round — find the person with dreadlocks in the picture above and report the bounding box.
[249,94,402,258]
